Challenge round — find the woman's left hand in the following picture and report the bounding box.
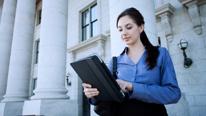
[116,79,133,92]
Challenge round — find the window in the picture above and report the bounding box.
[81,3,99,41]
[35,40,40,64]
[36,9,42,25]
[32,78,37,95]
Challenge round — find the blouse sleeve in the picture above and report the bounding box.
[88,98,98,105]
[130,48,181,104]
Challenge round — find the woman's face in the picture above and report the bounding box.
[117,15,144,46]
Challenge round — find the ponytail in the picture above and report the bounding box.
[140,31,159,70]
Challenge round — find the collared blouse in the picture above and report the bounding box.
[107,47,181,104]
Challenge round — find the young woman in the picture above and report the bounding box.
[82,7,181,116]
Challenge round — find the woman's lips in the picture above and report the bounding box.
[123,37,130,41]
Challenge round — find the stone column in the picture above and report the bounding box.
[0,0,17,101]
[2,0,36,102]
[0,1,3,21]
[109,0,157,56]
[155,0,170,8]
[31,0,68,99]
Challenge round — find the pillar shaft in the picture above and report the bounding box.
[32,0,68,99]
[0,0,17,100]
[2,0,36,102]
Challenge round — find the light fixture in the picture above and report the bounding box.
[178,39,193,68]
[66,72,72,86]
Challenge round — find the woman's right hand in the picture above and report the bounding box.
[82,83,100,98]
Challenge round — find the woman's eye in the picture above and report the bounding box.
[118,29,122,32]
[126,26,132,30]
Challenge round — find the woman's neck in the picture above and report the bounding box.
[128,41,144,55]
[127,41,145,64]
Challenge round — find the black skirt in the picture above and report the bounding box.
[95,99,168,116]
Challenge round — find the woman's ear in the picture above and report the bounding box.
[139,24,144,33]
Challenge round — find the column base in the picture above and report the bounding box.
[2,95,27,102]
[31,88,69,99]
[22,99,79,116]
[0,96,3,101]
[0,101,24,116]
[0,103,5,116]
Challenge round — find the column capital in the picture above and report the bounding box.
[155,3,175,42]
[178,0,203,35]
[155,3,175,18]
[178,0,206,6]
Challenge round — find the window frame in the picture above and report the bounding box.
[35,1,42,26]
[81,2,99,42]
[36,9,42,25]
[34,39,40,64]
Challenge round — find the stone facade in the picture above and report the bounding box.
[0,0,206,116]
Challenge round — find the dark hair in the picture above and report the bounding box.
[117,7,159,70]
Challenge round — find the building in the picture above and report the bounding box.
[0,0,206,116]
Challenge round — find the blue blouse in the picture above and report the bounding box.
[107,47,181,104]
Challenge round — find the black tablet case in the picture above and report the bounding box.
[70,55,125,102]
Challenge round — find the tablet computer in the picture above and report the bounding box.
[70,55,125,102]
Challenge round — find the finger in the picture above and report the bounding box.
[116,80,127,92]
[116,80,124,87]
[82,83,92,88]
[91,92,99,97]
[116,79,124,82]
[84,88,99,94]
[123,85,127,92]
[116,80,121,85]
[116,79,125,85]
[84,88,98,93]
[116,79,121,83]
[85,91,99,98]
[85,91,99,96]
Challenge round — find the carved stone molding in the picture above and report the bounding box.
[179,0,206,5]
[155,3,175,42]
[155,0,170,9]
[178,0,202,35]
[97,39,105,58]
[197,0,206,5]
[68,34,107,60]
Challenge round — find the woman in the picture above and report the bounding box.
[82,7,181,116]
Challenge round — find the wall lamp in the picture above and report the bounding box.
[178,39,193,68]
[66,72,72,86]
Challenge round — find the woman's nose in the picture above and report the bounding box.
[121,33,127,38]
[121,29,128,36]
[122,31,128,37]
